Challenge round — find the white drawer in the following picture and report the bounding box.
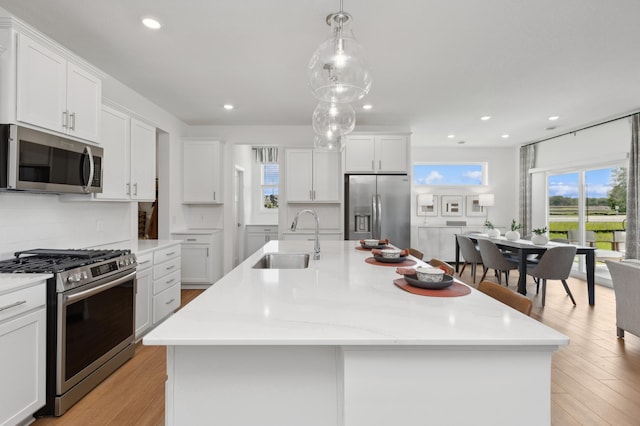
[153,269,181,295]
[136,253,153,271]
[153,257,181,279]
[0,283,46,323]
[153,245,181,264]
[246,226,278,234]
[172,233,214,244]
[153,283,180,323]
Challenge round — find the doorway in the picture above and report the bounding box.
[233,167,245,268]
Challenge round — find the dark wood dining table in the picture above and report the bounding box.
[454,234,597,305]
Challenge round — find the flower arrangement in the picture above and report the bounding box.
[510,219,522,232]
[484,220,495,229]
[532,227,548,235]
[505,219,522,241]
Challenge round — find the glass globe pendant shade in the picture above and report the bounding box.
[314,132,345,152]
[308,13,372,104]
[312,102,356,136]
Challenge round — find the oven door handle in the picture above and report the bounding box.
[64,270,136,304]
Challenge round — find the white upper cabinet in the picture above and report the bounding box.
[344,134,408,173]
[95,105,156,201]
[183,139,224,204]
[286,149,340,202]
[16,33,101,143]
[130,118,156,201]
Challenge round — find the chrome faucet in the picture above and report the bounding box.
[291,209,320,260]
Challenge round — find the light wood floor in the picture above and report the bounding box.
[32,272,640,426]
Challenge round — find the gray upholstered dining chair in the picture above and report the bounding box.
[477,239,518,285]
[605,260,640,339]
[527,246,577,307]
[456,235,483,283]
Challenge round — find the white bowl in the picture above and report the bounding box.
[415,267,445,282]
[381,248,401,259]
[364,239,380,247]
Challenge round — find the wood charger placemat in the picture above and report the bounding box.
[393,278,471,297]
[365,257,416,267]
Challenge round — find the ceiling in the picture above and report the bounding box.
[1,0,640,147]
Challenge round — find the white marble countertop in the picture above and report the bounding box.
[144,240,569,347]
[91,239,180,255]
[0,273,52,295]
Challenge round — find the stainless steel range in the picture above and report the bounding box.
[0,248,137,416]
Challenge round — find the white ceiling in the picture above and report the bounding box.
[1,0,640,147]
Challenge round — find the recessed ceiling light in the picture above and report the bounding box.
[447,134,455,139]
[501,134,510,139]
[141,17,162,29]
[362,104,373,110]
[548,116,560,121]
[480,115,491,121]
[223,104,234,110]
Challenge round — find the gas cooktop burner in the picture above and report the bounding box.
[0,248,132,274]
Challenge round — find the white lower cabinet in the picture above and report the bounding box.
[152,244,181,323]
[172,231,223,285]
[0,279,46,426]
[134,253,153,340]
[417,226,485,262]
[245,225,278,258]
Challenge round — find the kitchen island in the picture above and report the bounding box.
[144,240,568,426]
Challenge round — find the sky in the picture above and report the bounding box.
[413,164,484,185]
[548,168,614,198]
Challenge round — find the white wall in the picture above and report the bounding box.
[410,145,518,247]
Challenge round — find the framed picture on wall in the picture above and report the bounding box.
[416,194,438,216]
[465,195,486,217]
[441,195,463,217]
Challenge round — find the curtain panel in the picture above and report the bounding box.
[253,146,279,163]
[627,115,640,259]
[519,144,536,236]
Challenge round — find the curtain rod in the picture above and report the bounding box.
[522,111,640,147]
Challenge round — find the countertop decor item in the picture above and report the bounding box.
[505,219,522,241]
[484,220,501,238]
[531,227,549,245]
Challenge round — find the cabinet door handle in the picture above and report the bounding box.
[371,160,374,171]
[379,160,382,170]
[312,190,316,200]
[213,191,216,201]
[126,183,131,195]
[309,190,312,200]
[62,110,68,129]
[0,300,26,312]
[69,112,76,131]
[206,248,209,257]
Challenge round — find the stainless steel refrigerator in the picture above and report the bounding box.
[345,175,411,249]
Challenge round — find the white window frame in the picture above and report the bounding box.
[260,163,279,213]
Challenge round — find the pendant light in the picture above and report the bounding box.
[312,101,356,137]
[314,132,346,152]
[308,1,372,104]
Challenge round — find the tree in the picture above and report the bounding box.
[607,167,627,213]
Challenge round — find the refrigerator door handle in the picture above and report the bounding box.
[376,194,383,239]
[371,195,378,239]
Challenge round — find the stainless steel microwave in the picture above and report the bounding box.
[0,124,103,194]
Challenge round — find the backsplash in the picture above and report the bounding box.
[0,193,132,260]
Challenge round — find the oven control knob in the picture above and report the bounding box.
[67,273,81,283]
[119,260,125,266]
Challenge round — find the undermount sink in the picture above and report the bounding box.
[252,253,310,269]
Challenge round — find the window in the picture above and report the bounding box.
[261,164,279,210]
[413,163,486,186]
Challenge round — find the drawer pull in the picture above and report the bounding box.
[186,238,197,241]
[139,260,151,265]
[165,252,176,256]
[166,298,175,305]
[0,300,27,312]
[166,279,175,284]
[166,265,176,271]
